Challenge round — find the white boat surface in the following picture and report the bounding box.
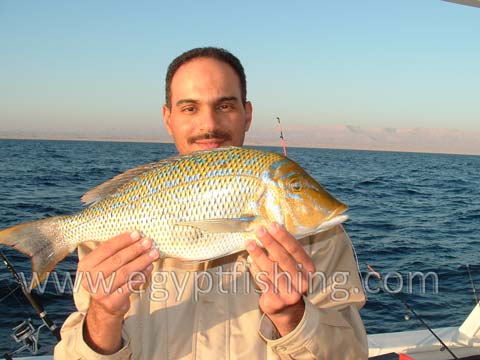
[368,303,480,359]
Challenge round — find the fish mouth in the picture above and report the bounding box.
[314,214,349,232]
[292,214,349,239]
[326,203,348,222]
[306,204,349,236]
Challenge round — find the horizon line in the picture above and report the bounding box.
[1,134,478,157]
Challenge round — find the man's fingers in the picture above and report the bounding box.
[80,231,142,270]
[256,226,307,284]
[102,247,159,292]
[254,225,312,293]
[127,263,154,291]
[93,237,157,280]
[87,262,154,317]
[267,223,316,274]
[248,257,302,314]
[246,240,295,295]
[248,258,271,292]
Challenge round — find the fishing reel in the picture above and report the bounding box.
[2,319,46,360]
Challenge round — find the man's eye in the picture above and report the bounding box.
[217,104,231,111]
[182,106,196,113]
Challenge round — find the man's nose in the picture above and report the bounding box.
[198,107,220,132]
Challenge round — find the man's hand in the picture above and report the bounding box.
[246,223,315,337]
[78,231,160,354]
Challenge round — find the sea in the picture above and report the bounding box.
[0,139,479,356]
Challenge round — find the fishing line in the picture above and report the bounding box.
[366,264,459,360]
[276,117,287,157]
[466,264,479,305]
[0,284,20,303]
[0,250,61,350]
[0,258,30,315]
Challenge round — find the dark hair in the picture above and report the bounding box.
[165,47,247,108]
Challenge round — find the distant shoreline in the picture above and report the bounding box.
[1,134,478,157]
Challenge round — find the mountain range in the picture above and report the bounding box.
[246,124,480,155]
[1,125,479,155]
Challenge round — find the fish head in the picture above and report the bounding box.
[259,158,348,238]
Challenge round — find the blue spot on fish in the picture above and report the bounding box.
[193,156,207,164]
[227,152,241,160]
[280,171,298,180]
[271,159,289,171]
[243,158,257,166]
[206,168,233,177]
[165,179,180,188]
[148,185,162,195]
[286,193,302,200]
[184,173,201,182]
[110,202,124,210]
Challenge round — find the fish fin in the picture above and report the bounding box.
[81,161,164,205]
[176,215,257,233]
[81,147,245,205]
[0,216,76,287]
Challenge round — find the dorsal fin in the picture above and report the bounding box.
[81,162,152,205]
[81,159,172,205]
[80,146,243,205]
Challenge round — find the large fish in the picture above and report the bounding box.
[0,147,348,283]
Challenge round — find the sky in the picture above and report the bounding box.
[0,0,479,141]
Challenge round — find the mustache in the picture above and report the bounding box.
[188,132,232,144]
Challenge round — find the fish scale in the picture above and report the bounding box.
[58,148,276,259]
[0,147,348,284]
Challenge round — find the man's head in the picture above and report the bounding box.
[162,47,252,155]
[165,47,247,109]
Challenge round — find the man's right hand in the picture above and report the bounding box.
[78,231,160,354]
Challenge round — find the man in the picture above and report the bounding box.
[55,47,368,359]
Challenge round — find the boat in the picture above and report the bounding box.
[368,303,480,359]
[5,303,478,359]
[2,1,478,359]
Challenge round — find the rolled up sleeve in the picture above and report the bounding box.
[54,244,132,360]
[54,311,132,360]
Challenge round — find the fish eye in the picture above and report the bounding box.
[289,180,302,192]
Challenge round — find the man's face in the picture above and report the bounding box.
[163,57,252,155]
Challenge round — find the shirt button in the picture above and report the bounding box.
[277,346,287,352]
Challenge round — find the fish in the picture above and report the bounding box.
[0,147,348,284]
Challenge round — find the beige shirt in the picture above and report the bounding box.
[54,225,368,360]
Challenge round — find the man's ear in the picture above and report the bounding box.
[245,101,253,132]
[162,105,173,135]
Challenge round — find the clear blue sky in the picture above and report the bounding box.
[1,0,479,139]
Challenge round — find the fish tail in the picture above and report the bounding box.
[0,216,75,286]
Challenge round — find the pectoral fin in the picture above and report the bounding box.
[176,215,258,233]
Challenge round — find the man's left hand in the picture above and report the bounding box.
[246,222,316,336]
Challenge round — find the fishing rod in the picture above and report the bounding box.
[367,264,459,360]
[466,264,479,305]
[0,250,61,358]
[276,117,287,157]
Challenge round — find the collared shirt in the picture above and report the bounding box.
[54,225,368,359]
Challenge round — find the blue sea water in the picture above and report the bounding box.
[0,139,479,356]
